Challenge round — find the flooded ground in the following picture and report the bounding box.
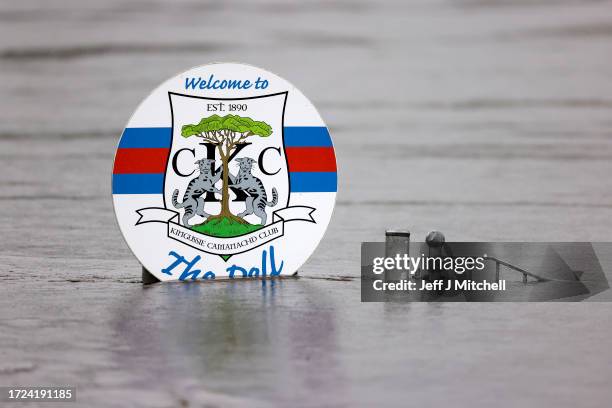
[1,0,612,406]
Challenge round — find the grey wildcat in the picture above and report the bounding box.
[172,159,221,227]
[231,157,278,225]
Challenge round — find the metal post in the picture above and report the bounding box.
[522,273,527,284]
[495,262,500,281]
[385,230,410,282]
[425,231,445,281]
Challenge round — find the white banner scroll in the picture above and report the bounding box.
[135,206,315,256]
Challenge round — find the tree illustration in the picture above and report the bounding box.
[181,114,272,224]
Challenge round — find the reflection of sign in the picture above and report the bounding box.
[112,63,337,281]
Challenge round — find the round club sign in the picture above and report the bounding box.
[112,63,337,281]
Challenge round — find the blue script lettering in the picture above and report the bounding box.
[160,246,283,281]
[254,77,268,89]
[227,265,248,279]
[184,74,256,90]
[227,245,283,278]
[161,251,215,281]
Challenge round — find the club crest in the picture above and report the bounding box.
[112,63,337,281]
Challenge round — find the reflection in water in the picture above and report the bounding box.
[112,278,346,405]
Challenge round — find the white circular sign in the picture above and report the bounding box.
[112,63,337,281]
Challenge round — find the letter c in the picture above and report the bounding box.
[172,148,196,177]
[258,146,281,175]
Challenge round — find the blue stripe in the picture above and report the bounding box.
[290,172,337,192]
[112,173,164,194]
[118,126,331,148]
[113,172,336,193]
[118,128,171,148]
[284,127,332,147]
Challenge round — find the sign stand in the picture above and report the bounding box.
[142,267,160,285]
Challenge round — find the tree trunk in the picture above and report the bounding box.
[220,156,231,217]
[206,145,247,224]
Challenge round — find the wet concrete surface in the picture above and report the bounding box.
[2,0,612,406]
[2,277,612,407]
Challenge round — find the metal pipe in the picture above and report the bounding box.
[484,256,549,282]
[385,230,410,281]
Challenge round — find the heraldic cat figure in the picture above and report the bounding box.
[231,157,278,225]
[172,159,221,227]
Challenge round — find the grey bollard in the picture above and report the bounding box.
[425,230,445,249]
[425,231,445,280]
[385,230,410,281]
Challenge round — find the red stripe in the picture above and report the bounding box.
[285,147,337,172]
[113,148,169,174]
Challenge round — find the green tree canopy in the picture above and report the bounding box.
[181,114,272,142]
